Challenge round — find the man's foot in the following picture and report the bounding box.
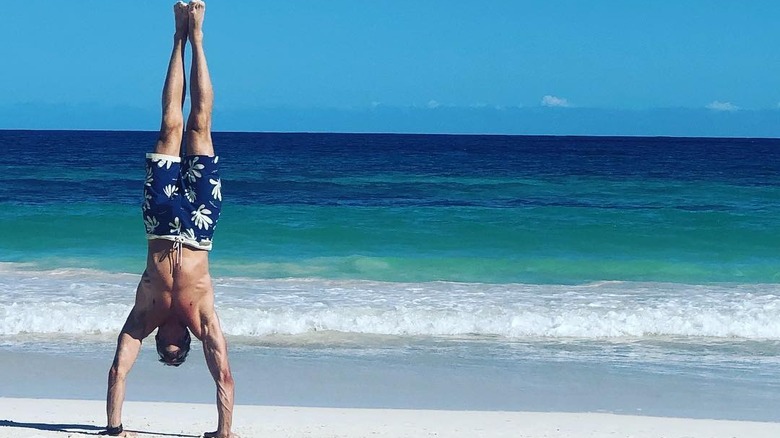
[174,1,189,39]
[188,0,206,43]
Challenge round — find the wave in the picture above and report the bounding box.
[217,302,780,339]
[2,298,779,339]
[2,264,780,340]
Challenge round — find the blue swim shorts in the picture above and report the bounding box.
[142,153,222,250]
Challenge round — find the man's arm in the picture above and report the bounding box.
[103,309,146,436]
[201,311,235,438]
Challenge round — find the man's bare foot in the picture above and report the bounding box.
[188,0,206,43]
[174,1,189,39]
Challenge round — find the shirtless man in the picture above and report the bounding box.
[101,2,235,437]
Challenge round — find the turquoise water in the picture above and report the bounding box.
[2,130,780,284]
[5,198,780,284]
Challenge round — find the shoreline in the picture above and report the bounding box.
[2,398,779,438]
[2,343,780,423]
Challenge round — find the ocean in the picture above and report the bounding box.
[1,130,780,420]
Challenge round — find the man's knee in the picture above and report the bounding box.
[156,121,184,151]
[161,115,184,137]
[186,130,214,155]
[187,112,211,134]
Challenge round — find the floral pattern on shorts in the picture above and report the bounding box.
[142,153,222,250]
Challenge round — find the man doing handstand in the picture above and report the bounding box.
[102,2,235,437]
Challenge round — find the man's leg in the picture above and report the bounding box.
[155,1,190,156]
[185,0,215,157]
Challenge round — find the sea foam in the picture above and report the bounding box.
[2,264,779,340]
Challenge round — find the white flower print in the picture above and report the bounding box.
[209,178,222,201]
[182,228,196,241]
[145,167,154,187]
[169,217,181,234]
[185,187,197,203]
[153,157,174,169]
[186,157,205,182]
[191,204,213,230]
[142,192,152,212]
[214,156,219,164]
[163,184,179,198]
[143,216,159,233]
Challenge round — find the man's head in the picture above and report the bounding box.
[155,322,191,367]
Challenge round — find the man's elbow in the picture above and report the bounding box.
[108,364,129,382]
[216,370,234,389]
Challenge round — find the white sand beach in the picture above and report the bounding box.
[1,397,779,438]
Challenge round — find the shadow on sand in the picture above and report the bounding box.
[0,420,200,437]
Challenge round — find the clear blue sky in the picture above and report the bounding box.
[1,1,778,135]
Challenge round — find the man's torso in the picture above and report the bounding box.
[135,239,215,339]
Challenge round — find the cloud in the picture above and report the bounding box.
[706,101,739,112]
[427,100,441,109]
[541,95,570,108]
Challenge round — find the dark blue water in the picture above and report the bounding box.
[2,130,780,283]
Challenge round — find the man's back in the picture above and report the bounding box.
[141,240,216,339]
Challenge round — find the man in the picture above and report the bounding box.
[101,2,235,437]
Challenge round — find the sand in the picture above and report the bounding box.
[1,397,779,438]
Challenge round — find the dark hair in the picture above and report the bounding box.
[155,329,191,367]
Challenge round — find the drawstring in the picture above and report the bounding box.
[172,236,185,267]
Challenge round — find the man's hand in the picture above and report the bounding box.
[204,431,239,438]
[99,424,136,437]
[98,424,123,436]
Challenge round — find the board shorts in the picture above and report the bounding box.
[142,153,222,251]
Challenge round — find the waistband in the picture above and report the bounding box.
[146,234,213,252]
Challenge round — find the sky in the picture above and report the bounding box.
[1,1,779,136]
